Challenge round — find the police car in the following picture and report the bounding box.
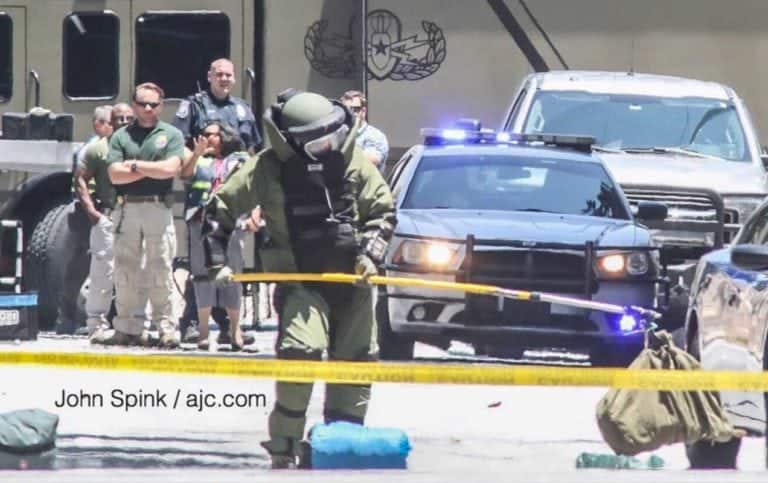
[378,121,669,366]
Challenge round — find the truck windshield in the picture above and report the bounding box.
[522,91,750,161]
[402,154,629,219]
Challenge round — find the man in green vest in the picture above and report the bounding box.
[203,89,396,468]
[74,103,135,342]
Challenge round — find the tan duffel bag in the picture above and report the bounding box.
[596,330,743,455]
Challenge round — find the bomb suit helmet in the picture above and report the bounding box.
[268,89,354,160]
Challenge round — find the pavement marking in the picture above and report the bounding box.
[0,351,767,390]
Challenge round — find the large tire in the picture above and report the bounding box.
[684,323,742,469]
[25,202,89,330]
[377,290,414,361]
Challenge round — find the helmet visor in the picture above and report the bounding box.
[302,124,349,160]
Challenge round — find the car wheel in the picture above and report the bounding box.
[376,291,414,361]
[684,324,743,469]
[686,437,741,469]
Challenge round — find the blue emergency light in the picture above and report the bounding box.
[421,119,596,153]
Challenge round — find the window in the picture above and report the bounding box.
[402,154,629,219]
[0,14,11,102]
[523,92,750,161]
[63,12,119,99]
[135,12,230,99]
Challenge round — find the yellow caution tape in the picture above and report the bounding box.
[233,272,500,296]
[1,351,767,391]
[232,272,659,318]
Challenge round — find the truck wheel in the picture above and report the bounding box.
[377,291,414,361]
[25,202,89,331]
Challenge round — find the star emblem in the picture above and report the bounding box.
[374,39,387,55]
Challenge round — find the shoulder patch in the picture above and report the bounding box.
[236,103,248,119]
[176,100,190,119]
[155,134,168,149]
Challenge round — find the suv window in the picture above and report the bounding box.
[64,12,119,99]
[0,14,11,102]
[523,91,749,161]
[135,12,229,99]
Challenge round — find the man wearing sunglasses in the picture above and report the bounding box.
[202,89,396,468]
[74,104,136,342]
[104,82,185,348]
[341,90,389,174]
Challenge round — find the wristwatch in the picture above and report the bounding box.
[130,161,138,173]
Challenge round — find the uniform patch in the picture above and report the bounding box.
[176,100,190,119]
[236,103,247,119]
[155,135,168,149]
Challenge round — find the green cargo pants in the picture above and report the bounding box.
[263,282,378,455]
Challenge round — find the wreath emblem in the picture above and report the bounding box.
[304,9,446,81]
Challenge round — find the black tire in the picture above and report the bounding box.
[25,202,89,331]
[684,324,742,469]
[686,437,741,469]
[376,291,414,361]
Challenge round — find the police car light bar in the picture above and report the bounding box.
[421,123,596,152]
[421,128,500,145]
[522,133,596,153]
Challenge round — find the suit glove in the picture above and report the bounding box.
[354,254,378,285]
[209,265,234,285]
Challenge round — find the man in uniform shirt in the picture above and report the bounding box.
[74,103,135,341]
[173,58,262,344]
[105,82,184,348]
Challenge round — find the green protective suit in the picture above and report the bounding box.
[207,109,395,457]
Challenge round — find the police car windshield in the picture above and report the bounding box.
[522,91,749,162]
[403,154,629,219]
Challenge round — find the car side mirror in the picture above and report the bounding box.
[731,244,768,271]
[636,201,667,221]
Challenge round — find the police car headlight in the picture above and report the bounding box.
[394,240,458,267]
[596,252,649,277]
[598,254,625,274]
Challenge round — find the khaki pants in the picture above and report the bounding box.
[112,201,176,337]
[85,215,114,331]
[266,283,378,449]
[86,214,150,332]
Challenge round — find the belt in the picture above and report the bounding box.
[120,194,169,203]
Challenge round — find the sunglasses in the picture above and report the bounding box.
[135,101,161,109]
[349,106,363,113]
[113,115,134,124]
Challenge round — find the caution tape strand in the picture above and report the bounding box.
[1,351,767,391]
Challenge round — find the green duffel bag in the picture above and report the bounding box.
[596,330,742,456]
[0,409,58,469]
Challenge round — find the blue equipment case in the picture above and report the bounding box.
[310,422,411,469]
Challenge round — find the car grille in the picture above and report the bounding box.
[622,187,739,244]
[462,249,588,294]
[623,188,719,220]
